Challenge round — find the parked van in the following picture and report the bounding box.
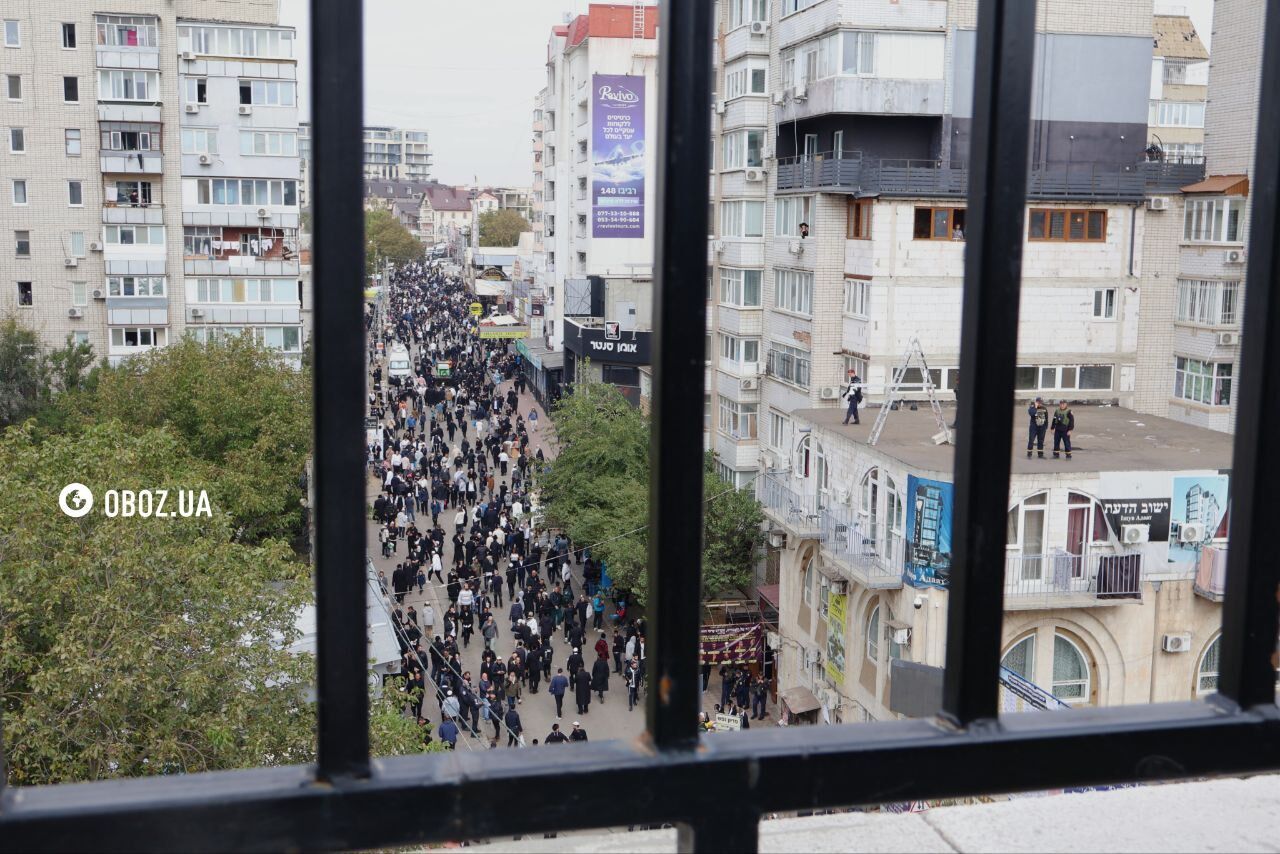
[387,345,413,382]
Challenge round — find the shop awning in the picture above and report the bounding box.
[780,686,821,715]
[474,281,508,297]
[757,584,780,609]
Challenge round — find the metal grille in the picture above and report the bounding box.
[3,1,1280,851]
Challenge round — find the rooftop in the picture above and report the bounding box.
[1153,14,1210,61]
[794,404,1234,476]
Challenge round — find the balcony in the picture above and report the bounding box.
[1193,545,1228,601]
[775,153,1207,201]
[100,152,163,174]
[1003,550,1143,609]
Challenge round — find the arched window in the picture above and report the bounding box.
[1052,633,1090,702]
[1006,491,1049,582]
[866,604,880,664]
[1197,634,1221,697]
[802,554,815,607]
[1002,634,1035,681]
[795,435,829,504]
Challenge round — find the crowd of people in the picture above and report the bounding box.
[365,262,652,750]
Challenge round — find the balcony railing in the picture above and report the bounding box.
[1004,550,1143,606]
[775,152,1206,200]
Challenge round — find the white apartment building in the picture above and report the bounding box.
[707,0,1202,488]
[362,126,432,182]
[1148,12,1209,162]
[0,2,301,365]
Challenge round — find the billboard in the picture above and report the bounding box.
[591,74,646,238]
[904,476,954,589]
[1168,474,1230,568]
[824,591,847,683]
[699,623,763,666]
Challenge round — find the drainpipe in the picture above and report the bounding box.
[1128,204,1138,278]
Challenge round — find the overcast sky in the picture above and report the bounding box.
[279,0,1216,188]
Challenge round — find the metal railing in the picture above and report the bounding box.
[1004,550,1143,603]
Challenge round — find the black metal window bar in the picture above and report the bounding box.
[3,1,1280,851]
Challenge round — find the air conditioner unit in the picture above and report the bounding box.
[89,241,103,252]
[740,377,758,391]
[830,578,848,595]
[768,530,787,549]
[1122,523,1149,545]
[1180,522,1205,543]
[91,288,105,300]
[748,20,770,36]
[197,153,214,166]
[1217,331,1240,346]
[238,105,253,115]
[744,167,765,182]
[1146,196,1169,211]
[64,257,78,268]
[892,627,912,647]
[804,647,821,666]
[793,82,808,100]
[819,385,841,400]
[256,207,270,219]
[713,239,725,253]
[180,50,196,61]
[771,91,786,106]
[836,488,850,505]
[1162,633,1192,653]
[714,100,726,115]
[789,239,803,255]
[184,103,199,114]
[67,307,83,319]
[189,307,205,319]
[1223,249,1246,264]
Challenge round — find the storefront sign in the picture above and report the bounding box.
[1100,498,1171,542]
[563,321,652,365]
[470,302,483,317]
[478,325,529,340]
[592,74,646,238]
[714,713,743,731]
[699,623,762,666]
[905,475,954,589]
[824,592,847,682]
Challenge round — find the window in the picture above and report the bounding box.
[1197,635,1221,697]
[6,74,19,100]
[101,124,160,152]
[1149,100,1205,128]
[724,58,768,99]
[895,366,960,392]
[1173,357,1233,406]
[843,355,867,383]
[914,206,967,240]
[1002,635,1035,680]
[96,15,158,48]
[720,200,764,237]
[73,330,89,346]
[1163,142,1204,162]
[191,278,296,303]
[728,0,767,28]
[107,276,166,297]
[768,411,790,450]
[844,279,870,317]
[104,225,165,245]
[61,22,76,49]
[239,79,296,107]
[4,20,19,47]
[183,78,208,105]
[774,269,813,315]
[1052,634,1090,703]
[71,281,87,306]
[240,130,298,157]
[767,341,811,389]
[9,128,23,153]
[1028,208,1105,242]
[181,128,219,155]
[847,198,872,239]
[1176,279,1239,326]
[1093,288,1116,319]
[719,268,762,307]
[98,70,158,101]
[721,129,764,170]
[1033,364,1113,391]
[866,605,881,664]
[109,180,153,206]
[775,197,812,237]
[12,180,27,205]
[15,230,29,256]
[195,178,299,207]
[65,128,81,155]
[802,555,814,607]
[68,181,82,206]
[1183,198,1246,243]
[17,281,32,306]
[109,327,167,349]
[1162,61,1187,85]
[180,25,295,59]
[718,398,758,439]
[842,31,876,75]
[781,0,823,14]
[719,334,760,369]
[63,76,78,103]
[704,392,711,432]
[69,231,85,257]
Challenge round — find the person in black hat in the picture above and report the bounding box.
[1026,396,1049,458]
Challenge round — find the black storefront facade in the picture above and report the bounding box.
[562,318,653,407]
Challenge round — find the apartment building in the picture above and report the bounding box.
[537,3,659,404]
[1133,0,1253,434]
[297,122,433,184]
[706,0,1203,488]
[0,2,302,365]
[1148,12,1209,163]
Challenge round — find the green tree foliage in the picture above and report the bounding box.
[366,208,423,276]
[539,382,764,603]
[477,208,531,247]
[0,318,99,428]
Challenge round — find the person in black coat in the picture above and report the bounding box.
[574,667,592,715]
[504,707,523,747]
[566,648,584,682]
[590,655,610,704]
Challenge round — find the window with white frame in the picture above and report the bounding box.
[1034,364,1113,391]
[720,200,764,237]
[3,20,19,47]
[6,74,20,100]
[1002,634,1034,680]
[109,327,167,349]
[238,79,296,107]
[719,333,760,371]
[63,76,79,103]
[704,393,711,433]
[71,281,88,306]
[781,0,823,16]
[767,341,811,388]
[181,128,218,155]
[8,127,23,153]
[844,279,869,317]
[1176,279,1239,326]
[866,605,881,664]
[62,23,77,49]
[1149,100,1205,128]
[183,77,208,105]
[14,230,29,255]
[1163,142,1204,162]
[768,410,790,451]
[1092,288,1116,319]
[98,70,158,101]
[12,179,27,205]
[73,331,89,346]
[843,355,867,383]
[179,25,295,59]
[195,178,298,207]
[1052,633,1090,703]
[96,15,158,48]
[68,181,83,206]
[728,0,767,28]
[1183,197,1246,243]
[802,554,815,607]
[1173,357,1232,406]
[776,196,813,237]
[240,130,297,156]
[722,129,764,170]
[65,128,81,155]
[104,225,165,245]
[718,398,758,439]
[781,30,944,87]
[842,31,876,75]
[724,58,768,99]
[192,278,298,303]
[894,366,960,392]
[69,231,85,257]
[107,276,165,297]
[1197,634,1220,697]
[774,268,813,315]
[719,267,762,307]
[101,124,160,152]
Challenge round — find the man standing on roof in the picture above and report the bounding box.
[1026,397,1049,459]
[842,370,862,426]
[1052,400,1075,460]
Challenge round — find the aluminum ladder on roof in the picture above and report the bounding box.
[867,336,953,447]
[632,0,647,39]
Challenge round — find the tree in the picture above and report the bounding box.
[0,316,47,427]
[477,208,530,247]
[539,382,763,603]
[366,208,423,276]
